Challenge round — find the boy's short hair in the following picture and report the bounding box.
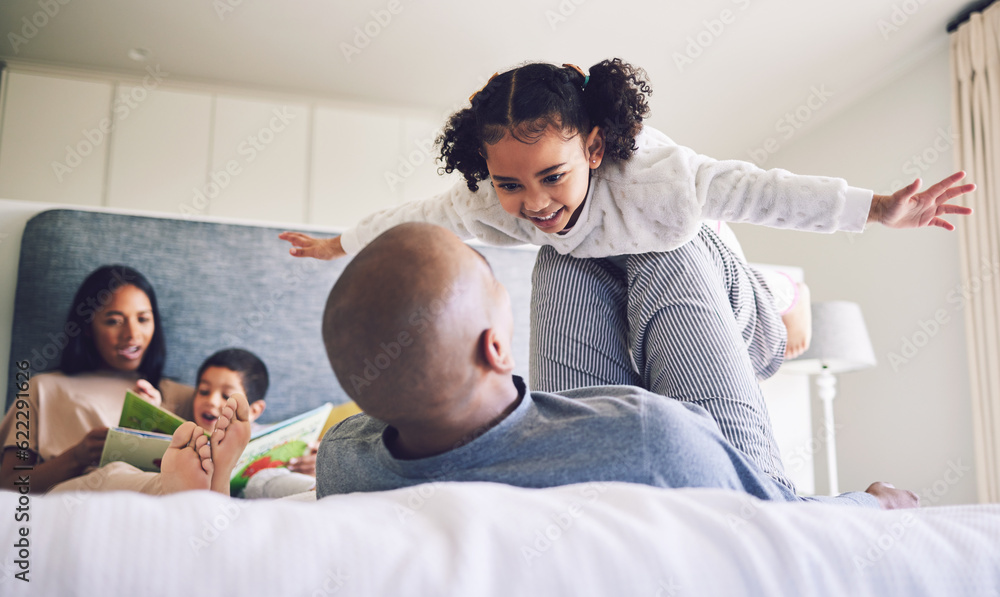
[196,348,269,403]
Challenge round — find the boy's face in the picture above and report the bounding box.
[194,366,249,431]
[485,125,604,234]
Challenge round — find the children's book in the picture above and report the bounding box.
[97,390,187,472]
[98,427,173,472]
[97,393,360,490]
[118,390,186,435]
[229,402,335,496]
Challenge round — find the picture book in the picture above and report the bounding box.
[98,427,172,472]
[229,402,334,496]
[118,390,186,435]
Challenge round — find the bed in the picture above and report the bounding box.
[1,204,998,596]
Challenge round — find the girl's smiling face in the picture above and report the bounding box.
[193,366,246,431]
[485,124,605,234]
[91,284,155,372]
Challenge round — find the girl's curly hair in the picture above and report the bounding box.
[437,58,652,191]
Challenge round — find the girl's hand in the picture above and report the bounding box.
[133,379,162,407]
[278,232,346,260]
[287,441,319,477]
[71,427,109,468]
[869,171,975,230]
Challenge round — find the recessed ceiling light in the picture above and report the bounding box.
[128,48,151,62]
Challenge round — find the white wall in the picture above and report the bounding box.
[730,43,978,505]
[0,63,459,226]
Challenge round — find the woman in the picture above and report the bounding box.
[0,265,191,493]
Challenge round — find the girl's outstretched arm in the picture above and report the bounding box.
[868,171,975,230]
[278,232,346,260]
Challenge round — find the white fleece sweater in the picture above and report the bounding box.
[338,126,872,258]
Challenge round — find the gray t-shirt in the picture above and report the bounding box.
[316,377,876,507]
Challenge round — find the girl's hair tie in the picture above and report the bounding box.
[562,63,589,89]
[469,72,499,103]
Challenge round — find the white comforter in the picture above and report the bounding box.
[1,482,998,596]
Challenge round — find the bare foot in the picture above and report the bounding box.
[160,421,213,494]
[865,482,920,509]
[209,392,252,494]
[782,282,812,359]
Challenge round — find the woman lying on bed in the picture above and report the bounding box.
[0,265,192,493]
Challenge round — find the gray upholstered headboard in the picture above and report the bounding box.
[6,210,538,423]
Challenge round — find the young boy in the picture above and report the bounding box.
[49,348,316,498]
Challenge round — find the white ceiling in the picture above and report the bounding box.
[0,0,977,158]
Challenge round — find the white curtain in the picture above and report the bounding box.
[951,1,1000,504]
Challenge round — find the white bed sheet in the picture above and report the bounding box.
[1,481,998,596]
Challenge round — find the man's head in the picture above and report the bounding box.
[323,223,515,427]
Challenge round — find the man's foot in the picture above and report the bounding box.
[209,392,252,494]
[865,481,920,509]
[161,421,213,494]
[782,282,812,359]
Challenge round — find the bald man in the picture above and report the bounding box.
[316,223,916,509]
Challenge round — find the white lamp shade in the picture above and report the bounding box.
[783,301,877,374]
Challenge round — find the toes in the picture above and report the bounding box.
[196,438,214,475]
[194,430,211,453]
[216,407,232,431]
[169,421,197,448]
[228,392,251,422]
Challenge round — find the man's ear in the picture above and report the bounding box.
[248,399,266,422]
[480,328,515,374]
[585,126,606,169]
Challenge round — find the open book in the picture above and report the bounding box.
[228,402,335,496]
[98,390,186,472]
[97,391,361,490]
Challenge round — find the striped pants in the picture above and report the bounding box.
[529,224,793,490]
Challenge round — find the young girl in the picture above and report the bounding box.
[280,59,972,338]
[279,59,973,488]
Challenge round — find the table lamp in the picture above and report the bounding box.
[783,301,877,495]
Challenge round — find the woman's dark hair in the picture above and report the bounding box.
[438,58,652,191]
[59,265,167,387]
[196,348,269,404]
